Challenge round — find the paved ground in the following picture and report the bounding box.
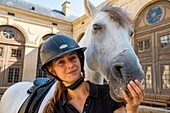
[139,105,170,113]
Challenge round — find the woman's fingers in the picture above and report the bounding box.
[134,80,145,97]
[128,82,139,102]
[124,80,144,103]
[122,90,131,102]
[123,80,145,112]
[128,80,144,102]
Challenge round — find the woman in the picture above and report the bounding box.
[41,34,144,113]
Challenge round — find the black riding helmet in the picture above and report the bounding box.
[40,34,86,90]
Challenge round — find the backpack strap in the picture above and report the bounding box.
[18,78,55,113]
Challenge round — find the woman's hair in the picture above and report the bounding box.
[43,81,65,113]
[43,60,66,113]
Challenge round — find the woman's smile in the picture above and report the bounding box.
[67,68,78,75]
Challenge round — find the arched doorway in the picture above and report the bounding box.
[0,25,25,87]
[77,33,85,42]
[134,0,170,95]
[36,34,55,78]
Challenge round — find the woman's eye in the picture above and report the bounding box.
[58,60,65,64]
[70,56,77,61]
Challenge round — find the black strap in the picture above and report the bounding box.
[18,78,55,113]
[66,77,84,90]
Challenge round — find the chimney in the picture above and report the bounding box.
[62,0,70,16]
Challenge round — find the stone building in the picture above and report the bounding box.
[0,0,170,98]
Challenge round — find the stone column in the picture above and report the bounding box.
[22,46,38,82]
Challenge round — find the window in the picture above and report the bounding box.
[52,23,57,26]
[8,12,15,16]
[161,65,170,89]
[144,66,152,89]
[146,6,162,24]
[0,47,3,56]
[8,68,20,83]
[138,39,150,52]
[3,28,15,39]
[160,34,170,48]
[11,49,22,58]
[37,68,46,78]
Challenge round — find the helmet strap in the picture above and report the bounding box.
[66,77,84,90]
[66,70,85,90]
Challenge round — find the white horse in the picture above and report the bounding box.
[0,0,144,113]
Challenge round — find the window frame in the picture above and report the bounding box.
[2,27,15,39]
[137,39,151,53]
[160,64,170,89]
[7,67,20,83]
[9,47,23,59]
[160,34,170,49]
[143,65,153,89]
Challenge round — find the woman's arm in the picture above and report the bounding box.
[113,106,126,113]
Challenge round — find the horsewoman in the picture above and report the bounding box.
[41,34,144,113]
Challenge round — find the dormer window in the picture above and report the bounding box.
[8,12,15,16]
[30,7,35,11]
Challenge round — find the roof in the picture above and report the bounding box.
[0,0,78,22]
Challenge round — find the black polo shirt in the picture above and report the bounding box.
[54,81,124,113]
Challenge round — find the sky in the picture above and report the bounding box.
[26,0,105,17]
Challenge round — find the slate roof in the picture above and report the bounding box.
[0,0,78,22]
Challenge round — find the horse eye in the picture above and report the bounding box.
[129,30,134,37]
[93,24,102,31]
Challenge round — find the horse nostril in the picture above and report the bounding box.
[112,65,124,79]
[116,66,122,74]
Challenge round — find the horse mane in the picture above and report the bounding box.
[101,5,132,28]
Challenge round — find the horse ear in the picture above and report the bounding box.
[84,0,97,17]
[122,6,128,13]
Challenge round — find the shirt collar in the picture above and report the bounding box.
[87,81,98,98]
[59,89,68,106]
[59,81,99,106]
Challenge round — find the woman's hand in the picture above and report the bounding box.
[122,80,144,113]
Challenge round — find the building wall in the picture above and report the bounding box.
[0,4,72,86]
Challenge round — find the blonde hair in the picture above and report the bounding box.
[43,81,65,113]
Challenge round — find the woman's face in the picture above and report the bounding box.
[48,51,81,86]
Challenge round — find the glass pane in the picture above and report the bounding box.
[138,41,143,52]
[138,39,150,52]
[14,68,20,82]
[8,68,14,83]
[147,6,162,24]
[160,35,168,48]
[11,49,22,58]
[162,65,170,89]
[145,66,152,89]
[3,28,15,39]
[37,68,46,78]
[144,39,150,50]
[0,47,3,56]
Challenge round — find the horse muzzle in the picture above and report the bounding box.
[109,51,145,102]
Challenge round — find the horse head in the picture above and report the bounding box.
[79,0,145,102]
